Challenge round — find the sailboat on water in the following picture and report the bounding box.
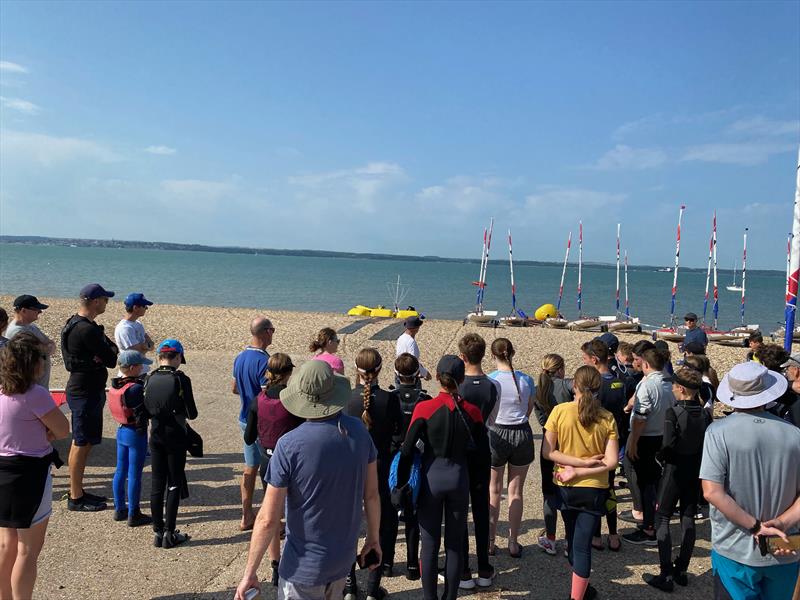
[726,262,743,292]
[601,223,641,332]
[466,218,499,325]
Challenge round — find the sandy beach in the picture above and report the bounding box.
[0,295,754,600]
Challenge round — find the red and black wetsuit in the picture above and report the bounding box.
[401,391,483,600]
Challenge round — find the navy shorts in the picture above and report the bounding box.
[66,390,106,446]
[488,422,535,467]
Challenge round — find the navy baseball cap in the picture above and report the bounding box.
[404,316,425,329]
[157,338,186,363]
[118,350,153,367]
[437,354,465,382]
[596,332,619,353]
[80,283,115,300]
[13,295,48,311]
[124,292,153,309]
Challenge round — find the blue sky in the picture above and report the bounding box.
[1,1,798,269]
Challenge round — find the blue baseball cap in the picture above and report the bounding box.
[157,338,186,364]
[79,283,115,300]
[118,350,153,367]
[124,292,153,309]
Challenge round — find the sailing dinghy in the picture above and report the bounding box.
[544,231,571,329]
[567,222,605,332]
[466,218,499,325]
[654,206,688,342]
[500,230,532,326]
[601,224,641,332]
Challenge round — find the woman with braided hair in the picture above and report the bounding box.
[344,348,403,600]
[487,338,535,558]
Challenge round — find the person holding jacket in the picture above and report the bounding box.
[344,348,403,600]
[401,355,484,600]
[0,332,70,600]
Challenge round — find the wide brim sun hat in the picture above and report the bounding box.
[280,359,351,419]
[716,362,787,410]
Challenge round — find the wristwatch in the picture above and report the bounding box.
[748,519,761,535]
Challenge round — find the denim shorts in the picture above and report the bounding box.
[239,420,263,468]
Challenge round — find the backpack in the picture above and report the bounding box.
[108,382,136,425]
[389,450,422,512]
[143,368,184,422]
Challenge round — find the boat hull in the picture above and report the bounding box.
[544,318,569,329]
[654,329,685,342]
[467,311,499,324]
[568,319,607,332]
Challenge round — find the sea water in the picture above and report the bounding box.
[0,244,786,332]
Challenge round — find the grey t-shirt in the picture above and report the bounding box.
[5,321,51,388]
[631,371,675,437]
[700,411,800,567]
[267,414,377,586]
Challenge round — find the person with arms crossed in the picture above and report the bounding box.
[114,293,155,373]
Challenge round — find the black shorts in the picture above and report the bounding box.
[488,422,534,467]
[66,389,105,446]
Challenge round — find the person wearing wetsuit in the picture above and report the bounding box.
[402,355,483,600]
[643,367,711,592]
[145,339,198,549]
[456,334,498,589]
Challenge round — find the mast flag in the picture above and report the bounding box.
[616,223,621,314]
[624,250,630,318]
[712,211,719,329]
[703,215,714,325]
[786,150,800,351]
[670,205,685,326]
[556,231,571,312]
[508,230,517,315]
[577,221,584,314]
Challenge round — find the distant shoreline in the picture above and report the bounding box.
[0,236,783,275]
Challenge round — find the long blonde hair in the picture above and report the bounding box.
[355,348,382,430]
[573,365,602,428]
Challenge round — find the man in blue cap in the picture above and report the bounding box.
[61,283,119,512]
[115,292,155,374]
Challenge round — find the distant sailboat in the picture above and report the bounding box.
[726,262,742,292]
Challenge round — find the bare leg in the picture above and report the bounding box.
[69,443,93,499]
[506,464,529,551]
[11,518,48,600]
[0,528,18,600]
[488,466,504,552]
[240,466,258,530]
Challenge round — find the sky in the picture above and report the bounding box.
[0,1,798,269]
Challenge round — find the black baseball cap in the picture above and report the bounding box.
[13,295,48,311]
[683,341,706,355]
[404,316,425,329]
[437,354,465,382]
[684,312,698,321]
[80,283,115,300]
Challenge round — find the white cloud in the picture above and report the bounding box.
[145,145,176,155]
[0,96,41,115]
[0,61,27,74]
[525,186,626,215]
[589,145,667,170]
[415,175,517,216]
[0,130,121,166]
[288,162,406,213]
[681,142,794,166]
[728,116,799,137]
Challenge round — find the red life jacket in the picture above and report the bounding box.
[108,382,136,425]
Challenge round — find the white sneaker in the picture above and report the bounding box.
[538,535,557,556]
[458,577,476,590]
[476,568,495,587]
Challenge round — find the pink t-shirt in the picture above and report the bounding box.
[313,352,345,374]
[0,384,57,457]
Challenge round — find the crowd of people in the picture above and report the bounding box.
[0,290,798,600]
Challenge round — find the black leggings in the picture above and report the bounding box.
[418,458,468,600]
[149,441,186,533]
[559,487,606,579]
[462,459,491,573]
[630,435,662,529]
[655,460,700,575]
[593,471,618,537]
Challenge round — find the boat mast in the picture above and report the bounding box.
[669,205,685,327]
[712,211,719,330]
[474,227,488,314]
[786,148,800,351]
[577,221,583,316]
[740,228,748,325]
[508,229,517,317]
[787,233,794,300]
[624,250,630,319]
[615,223,621,316]
[702,213,714,326]
[556,231,571,313]
[473,218,494,315]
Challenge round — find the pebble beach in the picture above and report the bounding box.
[0,295,756,599]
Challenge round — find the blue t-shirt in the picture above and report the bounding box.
[267,414,377,586]
[233,347,269,422]
[682,327,708,350]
